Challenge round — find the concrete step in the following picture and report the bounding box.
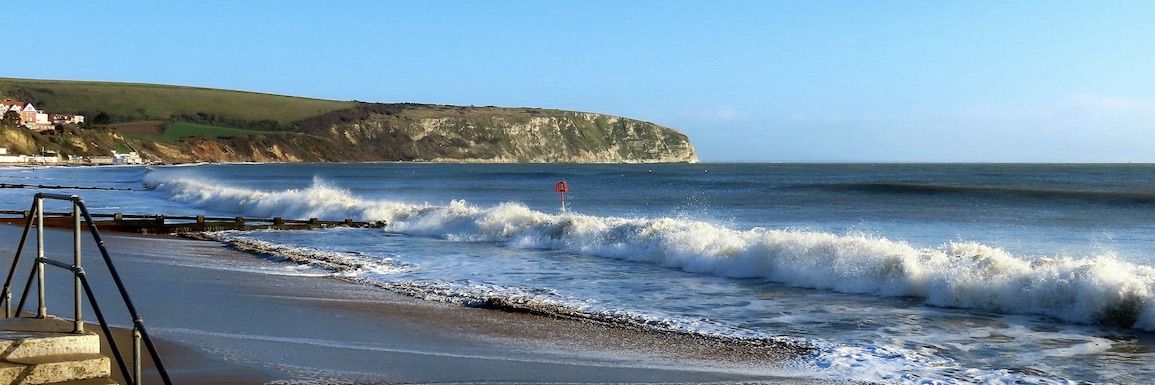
[0,317,114,384]
[49,378,118,385]
[0,331,102,360]
[0,353,111,384]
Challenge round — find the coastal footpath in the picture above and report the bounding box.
[0,78,698,164]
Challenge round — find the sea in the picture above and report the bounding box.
[2,162,1154,384]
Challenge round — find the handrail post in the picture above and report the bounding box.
[72,199,83,333]
[3,200,37,319]
[133,326,142,385]
[35,196,46,319]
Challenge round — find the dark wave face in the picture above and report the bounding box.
[804,182,1155,207]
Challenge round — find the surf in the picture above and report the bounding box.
[143,171,1155,331]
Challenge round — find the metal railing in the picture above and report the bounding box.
[1,193,172,385]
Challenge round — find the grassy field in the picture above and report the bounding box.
[162,122,284,139]
[111,121,166,136]
[121,122,285,142]
[0,78,355,124]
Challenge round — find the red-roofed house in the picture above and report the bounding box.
[1,100,80,131]
[50,113,84,125]
[1,99,41,125]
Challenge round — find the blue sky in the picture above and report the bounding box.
[9,1,1155,162]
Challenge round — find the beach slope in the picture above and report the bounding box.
[0,226,827,384]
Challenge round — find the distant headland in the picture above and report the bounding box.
[0,78,698,164]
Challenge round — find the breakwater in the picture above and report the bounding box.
[0,210,382,234]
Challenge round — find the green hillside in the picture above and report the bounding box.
[0,78,698,164]
[139,122,290,142]
[0,78,354,125]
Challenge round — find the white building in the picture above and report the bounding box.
[112,151,143,164]
[0,148,59,164]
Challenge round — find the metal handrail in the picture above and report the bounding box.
[1,193,172,385]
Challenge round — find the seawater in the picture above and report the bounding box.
[2,163,1155,384]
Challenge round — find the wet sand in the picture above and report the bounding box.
[0,226,835,384]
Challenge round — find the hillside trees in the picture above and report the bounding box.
[170,112,285,131]
[92,111,112,125]
[1,111,19,127]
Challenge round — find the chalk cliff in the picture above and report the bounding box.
[134,103,699,163]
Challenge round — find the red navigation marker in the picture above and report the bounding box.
[555,181,569,212]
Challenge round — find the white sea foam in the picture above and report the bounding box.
[145,173,1155,331]
[144,172,387,221]
[790,340,1086,385]
[188,231,412,276]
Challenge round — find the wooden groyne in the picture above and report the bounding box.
[0,183,132,191]
[0,210,383,234]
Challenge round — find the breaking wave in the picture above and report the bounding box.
[145,172,1155,330]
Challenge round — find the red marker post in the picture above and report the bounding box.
[555,181,569,212]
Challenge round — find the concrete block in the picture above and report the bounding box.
[0,353,111,384]
[0,317,112,384]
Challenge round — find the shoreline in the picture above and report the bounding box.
[183,231,813,359]
[98,322,271,384]
[0,225,828,384]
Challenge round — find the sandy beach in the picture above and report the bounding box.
[0,225,832,384]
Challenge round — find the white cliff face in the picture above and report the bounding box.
[373,110,698,163]
[125,105,700,164]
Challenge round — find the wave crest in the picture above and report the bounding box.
[381,201,1155,330]
[144,172,392,220]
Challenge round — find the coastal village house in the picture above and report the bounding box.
[0,99,135,165]
[1,99,84,132]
